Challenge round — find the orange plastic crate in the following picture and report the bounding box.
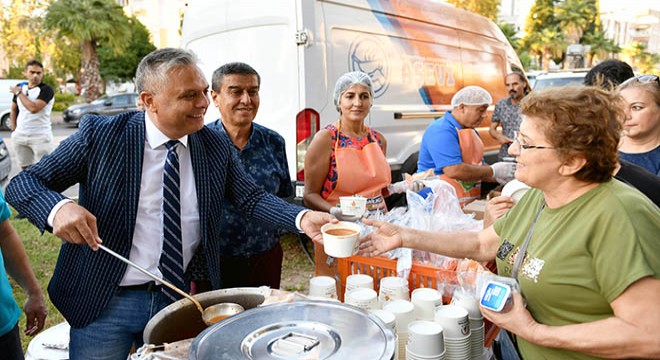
[337,255,500,347]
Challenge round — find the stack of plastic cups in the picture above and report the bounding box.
[308,276,338,300]
[384,299,416,360]
[371,309,398,359]
[411,288,444,321]
[345,274,375,299]
[406,320,446,360]
[345,288,380,310]
[434,305,471,359]
[451,291,484,359]
[379,276,410,307]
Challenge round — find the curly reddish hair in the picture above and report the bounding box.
[519,86,625,183]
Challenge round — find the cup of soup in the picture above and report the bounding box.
[321,221,362,258]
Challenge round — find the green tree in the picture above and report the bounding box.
[555,0,591,45]
[44,0,131,101]
[446,0,500,21]
[498,22,521,51]
[539,27,567,71]
[0,0,51,68]
[522,0,558,69]
[50,36,81,82]
[624,42,660,73]
[98,17,156,83]
[582,30,620,67]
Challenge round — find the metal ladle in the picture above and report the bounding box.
[98,244,242,326]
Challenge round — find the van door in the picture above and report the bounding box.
[319,0,464,176]
[182,0,302,179]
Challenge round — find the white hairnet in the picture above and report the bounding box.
[451,85,493,107]
[333,71,374,111]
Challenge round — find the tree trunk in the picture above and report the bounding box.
[80,41,103,101]
[542,49,551,71]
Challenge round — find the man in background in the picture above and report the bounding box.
[489,71,530,161]
[9,60,55,170]
[417,85,514,207]
[206,62,292,289]
[583,58,634,90]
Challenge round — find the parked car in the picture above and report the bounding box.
[0,137,11,186]
[524,70,545,88]
[0,107,11,131]
[533,70,588,90]
[0,78,24,130]
[62,92,139,126]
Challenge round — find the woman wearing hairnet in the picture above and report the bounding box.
[303,71,420,216]
[303,71,420,276]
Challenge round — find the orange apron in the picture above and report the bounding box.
[325,132,392,212]
[316,124,391,284]
[440,127,483,208]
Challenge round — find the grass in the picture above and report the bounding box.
[8,210,314,352]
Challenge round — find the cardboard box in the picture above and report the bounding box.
[463,200,487,220]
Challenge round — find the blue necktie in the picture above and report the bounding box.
[160,140,185,302]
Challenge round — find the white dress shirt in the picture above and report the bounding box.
[48,113,201,286]
[120,113,200,285]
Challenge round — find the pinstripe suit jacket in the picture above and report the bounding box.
[5,111,304,328]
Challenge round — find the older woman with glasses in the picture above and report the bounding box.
[617,74,660,175]
[361,86,660,359]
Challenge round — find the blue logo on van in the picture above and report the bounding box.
[348,37,390,98]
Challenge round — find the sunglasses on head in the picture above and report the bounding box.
[621,74,660,87]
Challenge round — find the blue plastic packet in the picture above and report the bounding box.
[480,280,512,312]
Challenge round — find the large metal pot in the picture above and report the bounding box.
[189,301,396,360]
[144,287,276,345]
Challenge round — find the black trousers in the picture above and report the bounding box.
[219,242,284,289]
[0,322,23,360]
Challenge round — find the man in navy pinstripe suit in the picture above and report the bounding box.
[5,48,332,359]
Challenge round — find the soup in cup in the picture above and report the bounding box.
[321,221,362,258]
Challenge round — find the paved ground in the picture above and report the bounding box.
[1,112,80,198]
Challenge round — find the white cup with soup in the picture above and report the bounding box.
[321,221,362,258]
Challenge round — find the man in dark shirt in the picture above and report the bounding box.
[207,62,293,288]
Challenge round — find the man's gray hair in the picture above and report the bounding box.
[135,48,199,93]
[211,62,261,92]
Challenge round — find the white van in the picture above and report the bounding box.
[181,0,523,203]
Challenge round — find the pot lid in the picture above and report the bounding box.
[189,301,395,360]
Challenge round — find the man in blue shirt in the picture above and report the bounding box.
[0,192,46,359]
[417,86,514,206]
[207,62,293,289]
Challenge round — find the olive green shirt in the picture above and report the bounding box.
[493,180,660,360]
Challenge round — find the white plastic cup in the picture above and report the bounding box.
[379,276,409,305]
[321,221,361,258]
[406,320,445,357]
[308,276,337,299]
[339,196,367,217]
[346,274,374,293]
[434,305,470,339]
[345,288,379,310]
[384,300,416,333]
[411,288,443,321]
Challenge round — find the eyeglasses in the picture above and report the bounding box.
[620,74,660,87]
[512,131,555,151]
